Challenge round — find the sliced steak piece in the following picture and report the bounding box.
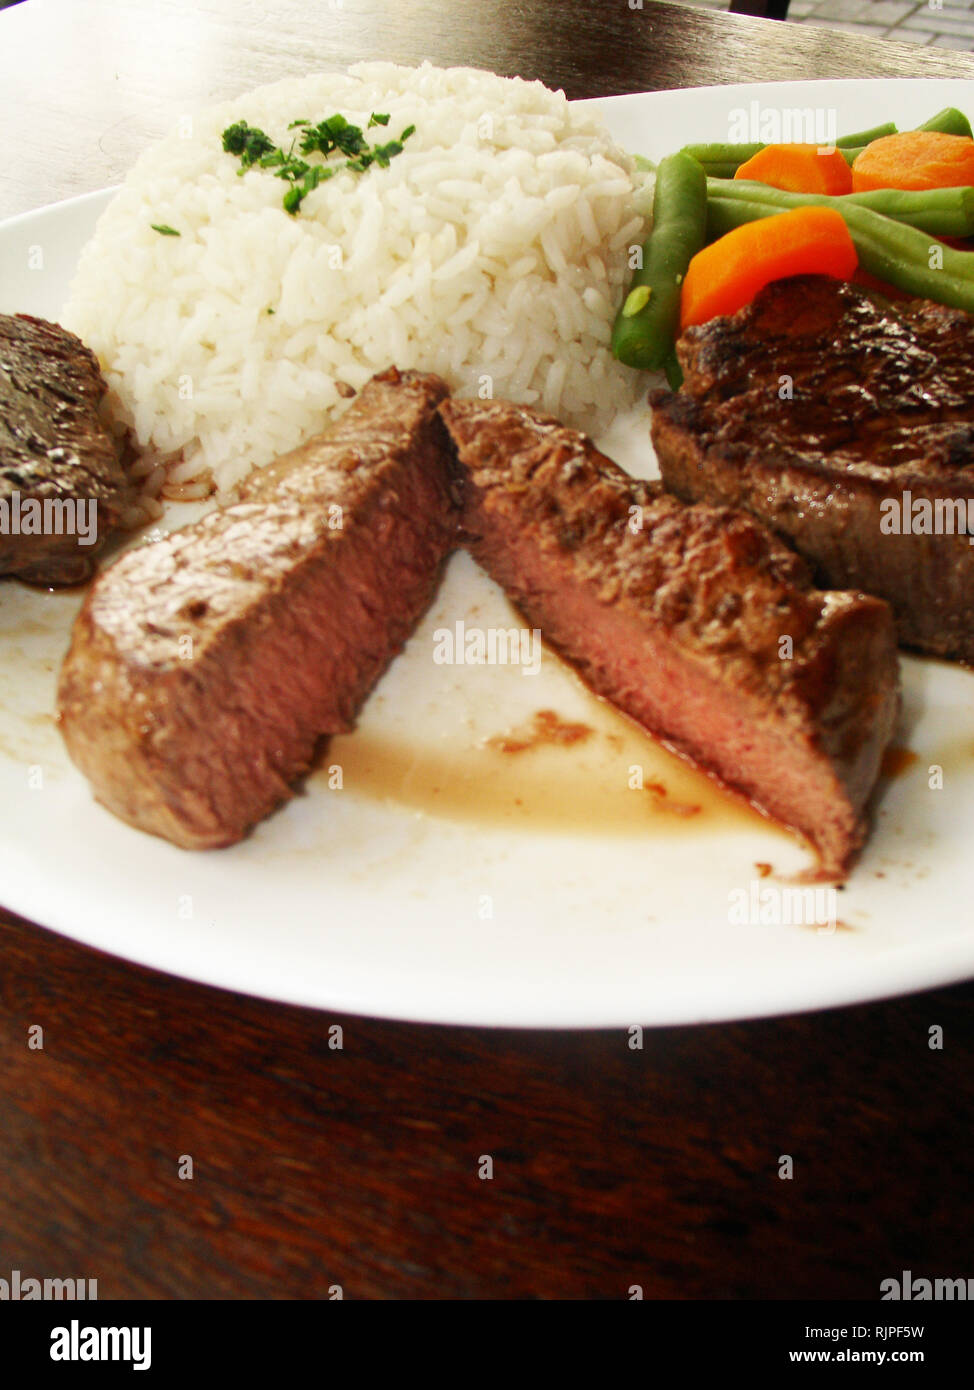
[57,367,457,849]
[1,313,129,585]
[440,396,899,878]
[650,274,974,662]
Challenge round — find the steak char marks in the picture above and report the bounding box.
[1,313,130,585]
[651,275,974,662]
[58,368,457,849]
[441,396,900,878]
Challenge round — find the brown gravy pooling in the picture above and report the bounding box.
[323,699,795,843]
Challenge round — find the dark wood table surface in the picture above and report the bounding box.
[2,0,974,1300]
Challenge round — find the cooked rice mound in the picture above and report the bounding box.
[63,62,650,497]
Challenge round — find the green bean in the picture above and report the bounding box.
[694,159,748,180]
[680,112,972,180]
[835,122,897,147]
[916,106,973,138]
[706,194,974,314]
[847,187,974,236]
[681,123,897,178]
[708,177,974,237]
[611,150,707,372]
[663,352,683,390]
[678,142,764,179]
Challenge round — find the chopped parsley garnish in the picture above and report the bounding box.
[221,121,276,167]
[293,113,369,160]
[150,223,181,236]
[221,112,416,215]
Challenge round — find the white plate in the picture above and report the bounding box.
[3,77,974,1027]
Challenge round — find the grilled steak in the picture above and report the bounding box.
[1,313,128,585]
[440,396,899,877]
[651,274,974,662]
[58,367,457,849]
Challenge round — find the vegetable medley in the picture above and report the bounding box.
[613,105,974,386]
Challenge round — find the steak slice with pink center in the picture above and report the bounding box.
[440,395,899,878]
[58,367,458,849]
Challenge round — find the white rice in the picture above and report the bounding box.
[64,62,651,498]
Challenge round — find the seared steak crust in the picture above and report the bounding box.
[57,368,457,849]
[1,313,128,585]
[651,275,974,661]
[440,395,899,877]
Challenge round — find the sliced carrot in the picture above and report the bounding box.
[852,130,974,192]
[680,206,858,330]
[735,143,853,196]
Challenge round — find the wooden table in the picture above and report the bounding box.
[2,0,974,1300]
